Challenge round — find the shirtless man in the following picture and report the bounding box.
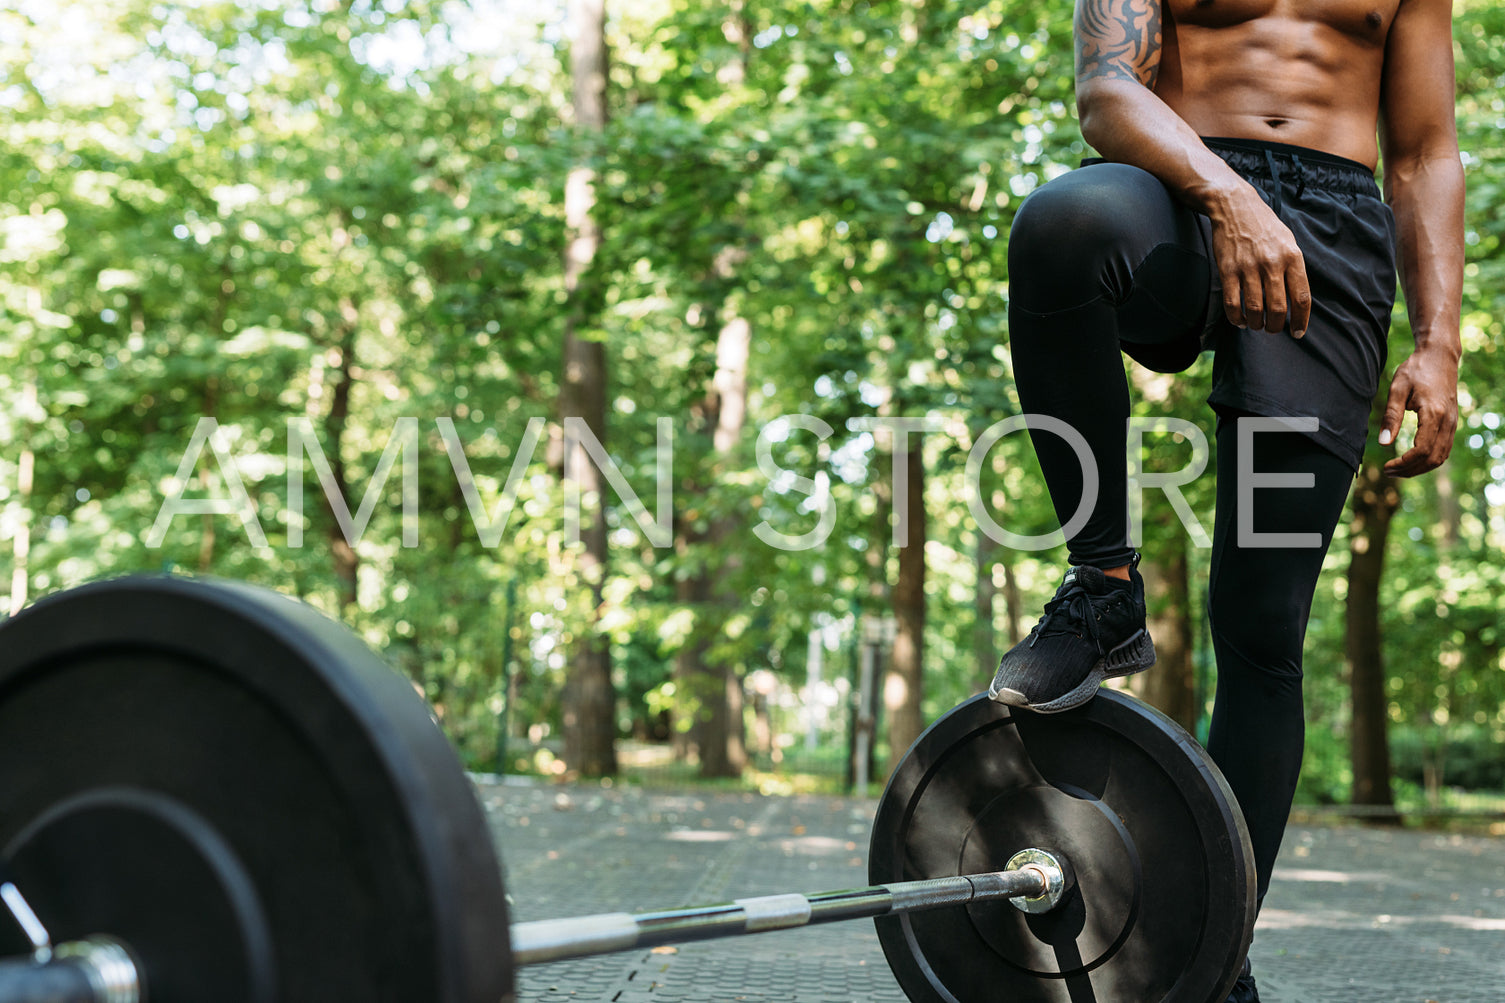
[986,0,1462,998]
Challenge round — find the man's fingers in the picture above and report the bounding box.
[1380,356,1459,476]
[1220,264,1245,328]
[1262,266,1287,334]
[1287,260,1312,338]
[1386,414,1430,475]
[1384,432,1450,476]
[1240,275,1265,332]
[1381,400,1455,476]
[1412,404,1457,471]
[1377,378,1410,447]
[1384,443,1431,477]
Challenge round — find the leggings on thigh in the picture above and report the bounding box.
[1007,163,1214,569]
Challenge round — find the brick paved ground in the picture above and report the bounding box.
[479,777,1505,1002]
[1253,823,1505,1003]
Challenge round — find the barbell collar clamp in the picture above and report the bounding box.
[1004,847,1074,914]
[54,939,140,1003]
[0,938,140,1003]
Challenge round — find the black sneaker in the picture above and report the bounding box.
[1225,958,1261,1002]
[988,557,1155,713]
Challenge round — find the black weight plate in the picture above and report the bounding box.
[870,691,1254,1003]
[0,576,513,1003]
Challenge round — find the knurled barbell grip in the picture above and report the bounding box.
[0,940,139,1003]
[510,850,1071,967]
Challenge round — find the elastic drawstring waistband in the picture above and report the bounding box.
[1261,148,1309,217]
[1078,139,1378,202]
[1203,136,1376,200]
[1263,149,1283,216]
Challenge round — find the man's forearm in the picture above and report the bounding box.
[1386,152,1465,361]
[1078,79,1259,223]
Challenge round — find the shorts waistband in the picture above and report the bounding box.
[1201,137,1380,197]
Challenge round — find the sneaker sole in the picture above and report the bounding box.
[989,629,1156,714]
[1101,628,1157,680]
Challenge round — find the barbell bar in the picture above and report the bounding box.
[0,849,1072,1000]
[509,847,1072,965]
[0,577,1256,1002]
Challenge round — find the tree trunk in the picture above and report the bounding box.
[1426,464,1460,805]
[886,437,926,773]
[863,438,892,781]
[323,298,360,613]
[694,308,751,778]
[1001,556,1022,647]
[973,529,999,677]
[671,568,706,765]
[1347,459,1399,811]
[559,0,617,778]
[668,0,753,776]
[200,258,233,574]
[971,415,1018,656]
[9,380,35,616]
[1131,526,1196,732]
[670,307,752,778]
[198,376,219,573]
[1434,461,1461,550]
[708,655,747,777]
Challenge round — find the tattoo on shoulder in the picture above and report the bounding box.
[1075,0,1163,88]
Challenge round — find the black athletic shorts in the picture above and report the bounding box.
[1121,137,1398,469]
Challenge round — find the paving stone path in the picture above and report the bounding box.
[479,777,1505,1002]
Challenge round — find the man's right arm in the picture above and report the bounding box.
[1073,0,1311,337]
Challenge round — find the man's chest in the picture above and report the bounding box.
[1164,0,1400,39]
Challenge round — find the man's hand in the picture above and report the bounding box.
[1208,185,1313,337]
[1378,348,1459,476]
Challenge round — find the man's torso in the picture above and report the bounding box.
[1153,0,1402,168]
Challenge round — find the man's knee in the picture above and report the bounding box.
[1207,585,1308,684]
[1007,164,1172,313]
[1010,169,1140,261]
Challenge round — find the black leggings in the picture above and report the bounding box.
[1205,418,1351,905]
[1007,163,1355,905]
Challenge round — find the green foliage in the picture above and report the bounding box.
[1390,724,1505,792]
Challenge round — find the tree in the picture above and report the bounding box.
[887,431,928,770]
[1135,516,1198,733]
[664,1,756,779]
[1346,455,1400,811]
[558,0,617,778]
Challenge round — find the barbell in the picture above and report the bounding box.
[0,577,1256,1002]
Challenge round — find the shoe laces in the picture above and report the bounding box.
[1028,577,1102,651]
